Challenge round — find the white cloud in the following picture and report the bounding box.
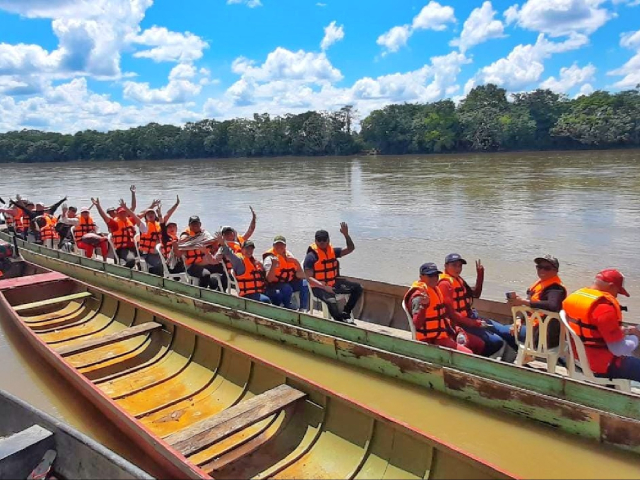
[620,29,640,50]
[231,47,343,83]
[0,43,61,75]
[608,30,640,88]
[123,78,201,104]
[540,63,596,92]
[575,83,594,96]
[316,2,327,6]
[321,21,345,51]
[169,63,197,80]
[376,25,412,54]
[226,0,262,7]
[450,1,504,52]
[377,1,455,54]
[504,0,611,37]
[474,33,589,90]
[131,26,208,63]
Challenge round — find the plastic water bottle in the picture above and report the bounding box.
[456,332,466,345]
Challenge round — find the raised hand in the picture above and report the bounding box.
[339,222,349,236]
[118,198,127,208]
[91,197,100,206]
[176,195,180,205]
[250,206,256,218]
[130,185,136,193]
[476,259,484,274]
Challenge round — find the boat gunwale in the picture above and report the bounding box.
[0,264,516,480]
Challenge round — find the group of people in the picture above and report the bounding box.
[404,254,640,383]
[0,188,362,324]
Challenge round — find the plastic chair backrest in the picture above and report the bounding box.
[559,309,597,379]
[155,243,170,276]
[107,234,119,263]
[511,306,565,373]
[221,259,239,295]
[401,295,418,340]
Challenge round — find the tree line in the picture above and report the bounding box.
[1,84,639,163]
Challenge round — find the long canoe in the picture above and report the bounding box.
[0,261,513,479]
[6,235,640,461]
[0,389,152,479]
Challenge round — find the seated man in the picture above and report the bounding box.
[235,240,271,304]
[60,206,109,259]
[563,269,640,382]
[303,222,362,323]
[487,255,567,350]
[93,198,145,268]
[403,263,473,353]
[438,253,504,357]
[263,235,309,311]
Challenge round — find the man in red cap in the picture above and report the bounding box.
[563,269,640,382]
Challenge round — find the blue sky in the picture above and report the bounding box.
[0,0,639,133]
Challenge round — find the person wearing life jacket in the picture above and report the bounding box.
[220,207,257,272]
[403,263,473,353]
[487,255,567,351]
[263,235,309,311]
[303,222,363,323]
[235,240,271,304]
[37,211,59,248]
[13,197,67,242]
[60,206,109,259]
[138,209,163,276]
[154,198,183,274]
[563,269,640,382]
[438,253,504,357]
[94,198,145,269]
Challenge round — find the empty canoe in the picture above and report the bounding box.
[0,263,512,479]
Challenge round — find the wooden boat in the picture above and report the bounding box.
[7,233,640,458]
[0,261,513,479]
[0,388,150,479]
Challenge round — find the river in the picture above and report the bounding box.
[1,149,640,475]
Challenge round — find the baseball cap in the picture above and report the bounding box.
[596,269,630,297]
[116,207,127,215]
[221,226,234,234]
[445,253,467,265]
[273,235,287,244]
[242,240,255,248]
[35,202,45,209]
[315,229,329,241]
[188,215,201,225]
[106,207,116,213]
[534,255,560,270]
[420,262,442,276]
[80,207,90,213]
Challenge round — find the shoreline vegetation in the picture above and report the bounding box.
[1,84,639,164]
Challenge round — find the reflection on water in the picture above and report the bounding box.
[1,149,640,470]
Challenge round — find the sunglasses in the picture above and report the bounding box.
[536,264,555,271]
[316,238,329,243]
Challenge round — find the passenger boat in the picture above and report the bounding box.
[0,260,514,479]
[0,388,150,479]
[5,235,640,464]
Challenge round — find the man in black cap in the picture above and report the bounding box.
[304,222,362,323]
[438,252,504,357]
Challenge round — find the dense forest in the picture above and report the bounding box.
[1,84,639,163]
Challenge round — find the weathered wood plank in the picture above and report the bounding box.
[14,292,92,312]
[165,384,306,457]
[55,321,162,357]
[0,272,67,291]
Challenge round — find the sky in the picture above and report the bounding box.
[0,0,639,133]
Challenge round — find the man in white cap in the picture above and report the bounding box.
[563,268,640,382]
[263,235,309,311]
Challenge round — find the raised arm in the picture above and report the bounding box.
[92,198,111,226]
[471,259,484,298]
[47,196,67,215]
[119,199,144,228]
[164,195,180,223]
[130,185,137,213]
[338,222,355,256]
[241,206,256,241]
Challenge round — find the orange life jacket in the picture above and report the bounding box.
[161,233,177,258]
[39,214,58,241]
[139,221,161,254]
[438,273,473,315]
[308,243,338,287]
[262,247,297,283]
[563,288,622,349]
[4,211,14,226]
[111,218,135,249]
[14,212,29,233]
[236,254,266,297]
[526,275,566,326]
[403,281,451,342]
[224,240,243,273]
[181,227,206,266]
[74,215,97,243]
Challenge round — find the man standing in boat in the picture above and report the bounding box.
[563,269,640,382]
[438,253,504,357]
[304,222,363,323]
[403,263,473,353]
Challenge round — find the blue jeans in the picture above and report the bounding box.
[243,292,272,304]
[597,356,640,382]
[266,279,309,310]
[463,326,505,357]
[485,320,525,351]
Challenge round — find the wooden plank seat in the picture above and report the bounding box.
[0,272,68,291]
[165,384,306,457]
[55,322,163,357]
[14,292,93,313]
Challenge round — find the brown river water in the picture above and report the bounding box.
[2,150,640,477]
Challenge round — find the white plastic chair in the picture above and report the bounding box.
[107,234,120,265]
[155,244,190,284]
[222,260,239,296]
[559,310,632,392]
[133,233,148,272]
[512,306,565,373]
[401,296,418,340]
[307,281,354,323]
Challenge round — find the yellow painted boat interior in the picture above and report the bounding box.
[2,275,505,480]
